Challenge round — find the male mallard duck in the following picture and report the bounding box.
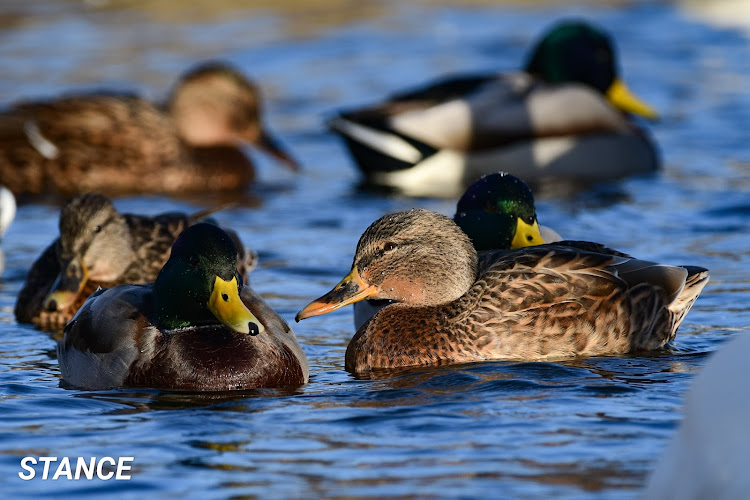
[15,193,256,331]
[58,223,308,390]
[328,20,659,197]
[0,61,298,198]
[353,171,561,328]
[296,209,708,374]
[0,186,16,276]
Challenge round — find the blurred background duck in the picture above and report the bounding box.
[0,61,298,199]
[15,193,256,332]
[297,209,708,374]
[58,223,308,390]
[353,172,562,329]
[328,20,659,198]
[0,186,16,277]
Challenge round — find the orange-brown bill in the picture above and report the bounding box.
[257,129,300,171]
[296,266,378,321]
[42,259,89,312]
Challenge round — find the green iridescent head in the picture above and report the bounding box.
[153,223,263,335]
[454,173,545,252]
[524,20,657,119]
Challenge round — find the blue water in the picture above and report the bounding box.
[1,1,749,498]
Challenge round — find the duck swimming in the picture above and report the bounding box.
[58,223,308,390]
[297,209,708,374]
[0,61,298,198]
[328,20,659,197]
[15,193,256,331]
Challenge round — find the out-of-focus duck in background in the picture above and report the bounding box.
[0,61,299,200]
[328,20,659,198]
[15,193,256,332]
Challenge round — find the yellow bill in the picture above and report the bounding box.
[511,219,546,248]
[208,276,265,335]
[606,78,659,121]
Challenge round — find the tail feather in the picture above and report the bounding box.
[668,266,709,338]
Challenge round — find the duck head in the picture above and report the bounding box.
[154,222,264,335]
[167,61,299,170]
[524,20,658,120]
[43,194,135,313]
[454,172,546,251]
[296,209,477,321]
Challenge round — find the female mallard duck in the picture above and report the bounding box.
[353,171,561,328]
[0,186,16,276]
[0,61,298,198]
[15,193,256,331]
[328,20,659,197]
[58,223,308,390]
[296,209,709,374]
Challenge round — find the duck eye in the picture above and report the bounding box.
[189,254,200,267]
[383,242,396,252]
[221,293,229,302]
[93,225,101,233]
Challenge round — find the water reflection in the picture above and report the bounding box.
[69,387,304,414]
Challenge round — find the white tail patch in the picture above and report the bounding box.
[329,117,423,164]
[24,121,59,159]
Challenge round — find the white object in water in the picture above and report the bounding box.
[643,332,750,499]
[0,186,16,276]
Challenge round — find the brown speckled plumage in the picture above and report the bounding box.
[15,193,256,331]
[0,61,297,198]
[297,209,709,374]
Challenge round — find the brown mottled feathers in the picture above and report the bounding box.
[0,95,254,196]
[341,211,709,373]
[0,61,302,198]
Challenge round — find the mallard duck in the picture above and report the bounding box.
[328,20,659,197]
[296,209,709,374]
[15,193,256,331]
[0,61,298,198]
[353,171,561,328]
[0,186,16,276]
[58,223,308,390]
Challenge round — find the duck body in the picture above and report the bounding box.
[329,21,659,197]
[0,62,297,198]
[15,193,256,331]
[346,242,706,372]
[59,286,307,390]
[297,210,708,374]
[58,223,308,390]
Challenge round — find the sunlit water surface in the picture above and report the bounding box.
[1,1,749,498]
